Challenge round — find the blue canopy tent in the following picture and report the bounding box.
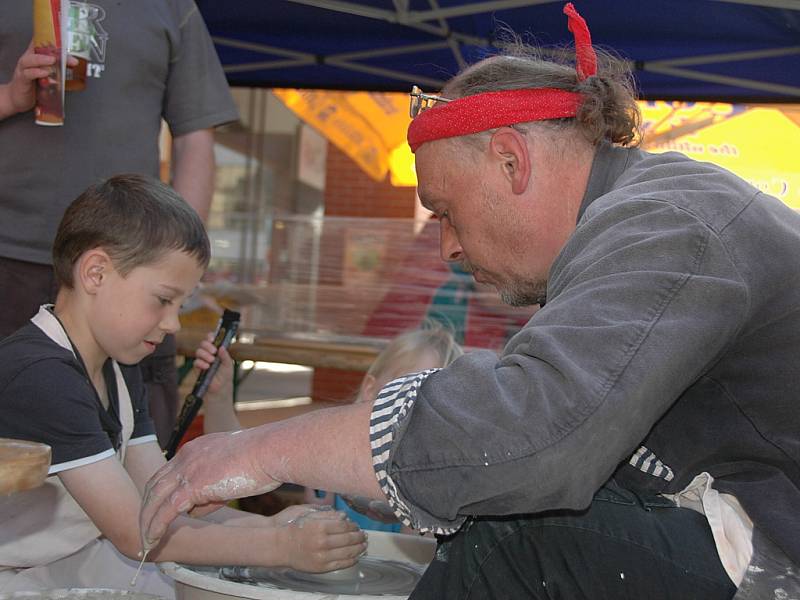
[197,0,800,103]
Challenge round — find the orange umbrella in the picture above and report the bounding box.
[273,88,415,186]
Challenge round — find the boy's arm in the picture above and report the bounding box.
[202,391,242,434]
[125,441,266,527]
[59,453,365,571]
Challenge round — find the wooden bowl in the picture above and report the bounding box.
[0,438,51,495]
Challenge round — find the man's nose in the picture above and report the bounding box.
[439,219,463,262]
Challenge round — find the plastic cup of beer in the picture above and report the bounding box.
[33,0,65,125]
[65,1,91,91]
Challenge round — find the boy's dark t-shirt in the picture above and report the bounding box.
[0,321,156,472]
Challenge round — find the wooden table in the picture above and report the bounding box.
[176,329,385,372]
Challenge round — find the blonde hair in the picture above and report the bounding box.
[359,322,463,401]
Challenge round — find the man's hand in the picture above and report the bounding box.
[0,42,77,120]
[274,505,367,573]
[140,429,281,550]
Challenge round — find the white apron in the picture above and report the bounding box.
[0,307,173,597]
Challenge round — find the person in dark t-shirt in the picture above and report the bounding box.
[0,175,365,595]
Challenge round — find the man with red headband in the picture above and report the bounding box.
[139,4,800,598]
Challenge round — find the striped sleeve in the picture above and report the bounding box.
[628,445,675,481]
[369,368,461,535]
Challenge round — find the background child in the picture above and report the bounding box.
[303,323,464,533]
[0,175,365,597]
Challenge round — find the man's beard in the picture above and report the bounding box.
[499,280,547,307]
[461,259,546,307]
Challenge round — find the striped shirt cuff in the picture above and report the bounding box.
[369,368,459,535]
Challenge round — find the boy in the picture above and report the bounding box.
[0,175,365,596]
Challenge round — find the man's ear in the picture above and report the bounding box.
[488,127,531,195]
[77,249,112,294]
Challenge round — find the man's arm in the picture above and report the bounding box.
[140,401,381,549]
[171,128,215,222]
[140,199,750,545]
[124,440,344,530]
[161,4,237,220]
[379,199,750,528]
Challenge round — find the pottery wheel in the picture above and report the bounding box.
[0,589,166,600]
[220,557,424,596]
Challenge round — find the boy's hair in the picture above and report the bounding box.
[361,321,464,398]
[53,174,211,288]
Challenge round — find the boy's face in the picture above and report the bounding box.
[90,249,204,365]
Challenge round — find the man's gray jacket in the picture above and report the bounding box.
[370,142,800,565]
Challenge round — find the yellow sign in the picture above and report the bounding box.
[275,90,800,207]
[641,102,800,209]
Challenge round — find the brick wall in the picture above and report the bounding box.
[311,144,417,402]
[310,367,365,404]
[324,145,417,218]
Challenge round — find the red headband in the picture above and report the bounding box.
[407,2,597,153]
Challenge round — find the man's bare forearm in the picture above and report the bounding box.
[251,401,383,499]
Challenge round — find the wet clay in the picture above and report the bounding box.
[129,550,149,587]
[0,589,165,600]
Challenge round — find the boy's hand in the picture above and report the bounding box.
[275,506,367,573]
[340,494,399,523]
[271,503,333,527]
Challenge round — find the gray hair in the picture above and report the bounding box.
[441,36,641,148]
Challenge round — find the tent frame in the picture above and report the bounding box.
[208,0,800,101]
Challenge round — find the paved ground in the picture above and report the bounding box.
[235,361,313,404]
